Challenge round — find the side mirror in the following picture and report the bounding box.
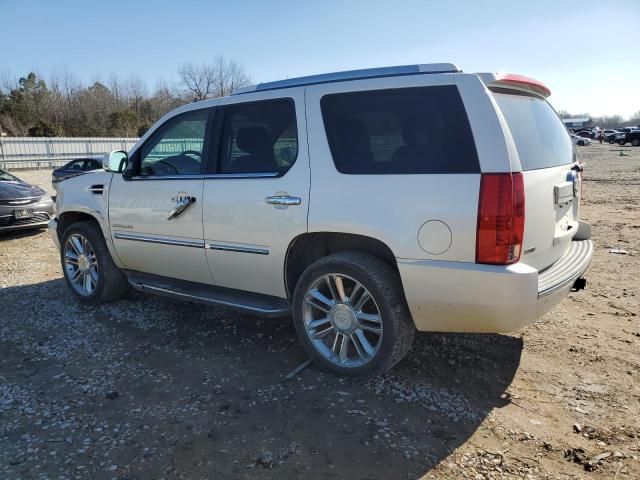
[103,150,128,173]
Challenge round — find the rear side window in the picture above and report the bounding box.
[217,99,298,175]
[320,86,479,174]
[492,91,575,170]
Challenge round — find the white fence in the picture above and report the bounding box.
[0,137,140,170]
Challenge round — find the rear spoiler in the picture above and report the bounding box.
[476,72,551,98]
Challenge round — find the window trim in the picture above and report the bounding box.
[207,97,298,178]
[126,107,215,181]
[319,85,480,175]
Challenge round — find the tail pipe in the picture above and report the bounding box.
[571,277,587,292]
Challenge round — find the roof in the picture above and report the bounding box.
[233,63,461,95]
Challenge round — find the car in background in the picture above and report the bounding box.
[604,129,621,143]
[52,158,103,190]
[576,130,594,139]
[0,168,55,233]
[571,133,591,146]
[616,130,640,146]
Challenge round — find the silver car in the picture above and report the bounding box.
[0,168,55,232]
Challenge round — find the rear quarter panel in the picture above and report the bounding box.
[305,74,491,261]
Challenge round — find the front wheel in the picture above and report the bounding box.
[292,252,415,377]
[632,139,640,147]
[618,140,626,146]
[61,221,128,304]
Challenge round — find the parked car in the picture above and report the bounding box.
[576,130,594,139]
[617,130,640,146]
[571,134,591,146]
[604,129,621,143]
[49,64,593,377]
[52,157,103,189]
[0,168,55,233]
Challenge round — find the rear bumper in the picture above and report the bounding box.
[398,238,593,333]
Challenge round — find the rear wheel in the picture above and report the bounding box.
[578,140,585,146]
[632,139,640,147]
[292,252,415,377]
[61,221,127,304]
[618,139,626,146]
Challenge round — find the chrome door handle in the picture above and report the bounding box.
[167,196,196,220]
[265,195,301,206]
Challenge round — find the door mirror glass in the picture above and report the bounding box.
[104,150,128,173]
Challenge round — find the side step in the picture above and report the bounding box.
[125,271,291,318]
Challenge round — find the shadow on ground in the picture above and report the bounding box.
[1,279,523,479]
[0,227,47,241]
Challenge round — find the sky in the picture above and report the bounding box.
[1,0,639,118]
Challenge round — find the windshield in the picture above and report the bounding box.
[492,91,575,170]
[0,170,19,182]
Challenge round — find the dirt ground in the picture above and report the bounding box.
[1,143,638,480]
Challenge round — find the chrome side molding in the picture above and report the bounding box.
[206,242,269,255]
[113,232,205,248]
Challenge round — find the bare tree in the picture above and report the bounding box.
[211,56,250,97]
[178,62,216,102]
[178,57,250,101]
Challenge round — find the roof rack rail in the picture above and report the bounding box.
[232,63,460,95]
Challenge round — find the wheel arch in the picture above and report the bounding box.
[284,232,399,299]
[56,208,124,269]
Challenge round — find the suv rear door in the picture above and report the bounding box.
[201,90,309,298]
[491,90,580,271]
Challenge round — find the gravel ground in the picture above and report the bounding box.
[0,144,639,479]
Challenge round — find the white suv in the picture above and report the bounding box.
[49,64,593,377]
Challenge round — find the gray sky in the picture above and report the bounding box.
[2,0,639,118]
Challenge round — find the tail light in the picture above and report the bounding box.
[476,173,525,265]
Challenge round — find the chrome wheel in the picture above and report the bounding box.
[302,273,383,368]
[63,233,98,296]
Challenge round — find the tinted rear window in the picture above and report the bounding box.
[321,86,479,174]
[492,91,575,170]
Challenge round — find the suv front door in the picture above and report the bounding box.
[109,107,215,285]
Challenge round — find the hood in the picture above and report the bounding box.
[0,178,45,201]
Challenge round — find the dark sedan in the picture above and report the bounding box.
[52,157,102,190]
[0,169,55,233]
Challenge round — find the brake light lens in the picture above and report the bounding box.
[476,173,525,265]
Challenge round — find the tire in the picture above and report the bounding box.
[618,140,626,146]
[292,252,415,377]
[632,139,640,147]
[61,221,127,304]
[609,139,615,144]
[578,141,585,146]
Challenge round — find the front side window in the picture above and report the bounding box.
[217,99,297,175]
[138,109,208,176]
[321,86,479,174]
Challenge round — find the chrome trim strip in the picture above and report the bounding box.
[128,172,280,181]
[131,283,287,315]
[113,232,205,248]
[206,242,269,255]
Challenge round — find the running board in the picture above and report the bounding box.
[125,271,291,318]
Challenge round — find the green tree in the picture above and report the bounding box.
[108,109,138,137]
[28,120,63,137]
